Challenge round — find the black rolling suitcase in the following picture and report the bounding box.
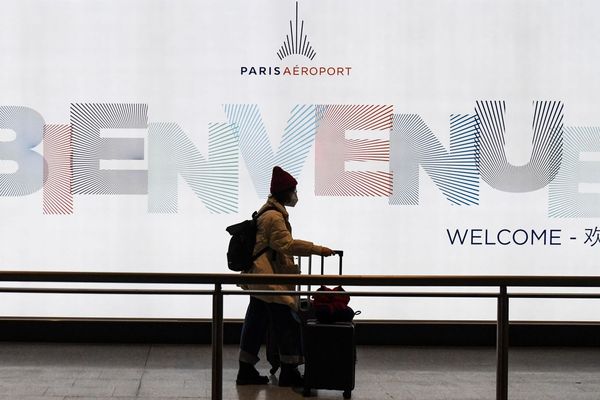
[299,251,356,399]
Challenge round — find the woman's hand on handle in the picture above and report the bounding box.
[320,247,335,257]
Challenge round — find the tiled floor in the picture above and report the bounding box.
[0,343,598,399]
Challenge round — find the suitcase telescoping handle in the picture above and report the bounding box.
[320,250,343,275]
[305,250,344,276]
[297,250,344,310]
[298,250,344,310]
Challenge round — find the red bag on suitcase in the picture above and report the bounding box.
[312,285,358,323]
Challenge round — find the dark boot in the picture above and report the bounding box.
[278,364,303,387]
[236,361,270,385]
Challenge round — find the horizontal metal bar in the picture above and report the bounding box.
[0,288,214,295]
[1,288,599,300]
[222,290,500,298]
[0,288,498,298]
[2,271,600,287]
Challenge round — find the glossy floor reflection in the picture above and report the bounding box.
[0,343,598,399]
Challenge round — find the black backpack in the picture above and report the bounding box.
[225,208,276,272]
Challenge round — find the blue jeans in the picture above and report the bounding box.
[239,296,303,365]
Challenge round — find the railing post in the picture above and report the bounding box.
[212,283,223,400]
[496,285,509,400]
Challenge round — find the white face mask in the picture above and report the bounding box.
[286,192,298,207]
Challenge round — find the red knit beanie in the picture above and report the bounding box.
[270,166,297,194]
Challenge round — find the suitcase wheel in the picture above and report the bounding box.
[343,390,352,399]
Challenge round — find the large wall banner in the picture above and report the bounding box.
[1,0,599,320]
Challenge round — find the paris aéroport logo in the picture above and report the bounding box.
[240,1,352,77]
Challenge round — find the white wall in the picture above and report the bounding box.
[1,0,599,320]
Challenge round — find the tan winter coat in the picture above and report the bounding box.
[243,196,324,310]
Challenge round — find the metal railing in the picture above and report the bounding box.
[1,271,600,400]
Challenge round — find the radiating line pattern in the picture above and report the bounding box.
[0,106,45,196]
[315,105,393,197]
[43,124,73,214]
[71,103,148,195]
[475,100,563,192]
[277,1,316,60]
[148,122,238,214]
[390,114,479,205]
[223,104,318,198]
[346,139,389,162]
[549,127,600,218]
